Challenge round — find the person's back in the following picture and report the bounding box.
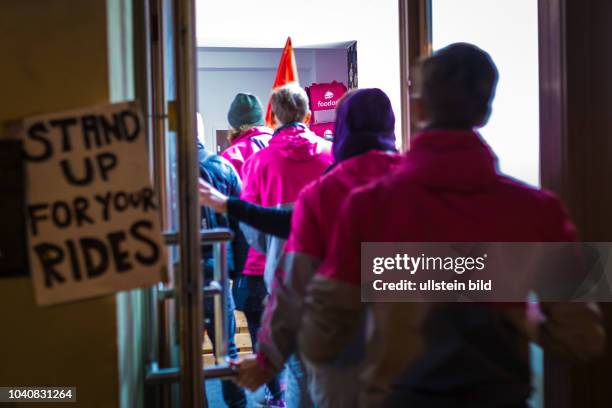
[198,141,249,408]
[221,126,272,177]
[238,84,331,407]
[320,130,582,407]
[220,92,273,177]
[242,123,332,207]
[232,88,399,408]
[240,84,333,280]
[298,43,604,408]
[198,142,247,275]
[254,89,399,408]
[290,150,401,260]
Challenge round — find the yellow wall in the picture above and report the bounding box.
[0,2,119,407]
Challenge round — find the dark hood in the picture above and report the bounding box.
[332,88,397,163]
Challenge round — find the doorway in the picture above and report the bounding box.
[196,0,404,149]
[428,1,543,407]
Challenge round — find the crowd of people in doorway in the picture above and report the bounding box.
[197,43,605,408]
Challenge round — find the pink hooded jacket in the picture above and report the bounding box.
[255,150,401,373]
[240,124,333,277]
[298,130,604,407]
[220,126,273,177]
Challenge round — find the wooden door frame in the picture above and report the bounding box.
[539,0,612,407]
[398,0,431,150]
[402,1,612,407]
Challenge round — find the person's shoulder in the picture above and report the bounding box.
[202,154,238,179]
[496,175,574,237]
[252,126,274,136]
[497,175,564,208]
[244,143,271,165]
[305,129,332,151]
[220,142,241,159]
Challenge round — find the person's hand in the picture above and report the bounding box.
[232,354,275,391]
[198,178,229,213]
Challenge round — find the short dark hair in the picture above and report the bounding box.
[416,43,499,128]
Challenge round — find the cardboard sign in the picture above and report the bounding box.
[21,102,166,306]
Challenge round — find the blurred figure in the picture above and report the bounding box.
[197,118,248,408]
[237,83,333,407]
[221,93,273,177]
[298,43,605,408]
[241,88,400,408]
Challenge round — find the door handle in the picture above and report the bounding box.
[147,228,235,384]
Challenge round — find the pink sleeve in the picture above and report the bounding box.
[317,189,365,285]
[286,185,323,258]
[299,194,365,363]
[542,192,577,242]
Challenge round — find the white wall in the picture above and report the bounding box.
[197,47,347,150]
[431,3,543,407]
[432,0,540,187]
[195,0,401,143]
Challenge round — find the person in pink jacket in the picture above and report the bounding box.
[235,89,401,407]
[298,43,605,407]
[220,93,273,177]
[238,83,332,407]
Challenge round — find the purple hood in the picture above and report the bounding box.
[332,88,397,163]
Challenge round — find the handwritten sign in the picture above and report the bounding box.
[22,102,166,306]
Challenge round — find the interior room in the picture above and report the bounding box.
[1,1,611,408]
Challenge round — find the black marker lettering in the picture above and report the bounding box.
[60,158,93,186]
[97,152,117,181]
[114,191,128,212]
[50,117,77,152]
[131,220,160,265]
[120,110,141,141]
[73,196,94,227]
[142,188,158,211]
[80,237,109,278]
[101,113,123,144]
[66,239,82,281]
[128,191,143,208]
[94,192,112,221]
[51,201,71,228]
[108,231,132,272]
[28,203,49,236]
[81,115,101,149]
[24,122,52,162]
[34,243,66,288]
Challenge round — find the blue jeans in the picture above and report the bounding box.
[286,354,313,408]
[204,282,247,408]
[240,275,284,401]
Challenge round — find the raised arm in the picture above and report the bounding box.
[199,178,292,239]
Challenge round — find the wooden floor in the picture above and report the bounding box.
[203,311,253,365]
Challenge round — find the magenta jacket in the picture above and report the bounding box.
[239,123,333,278]
[255,151,401,370]
[298,130,604,407]
[220,126,273,177]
